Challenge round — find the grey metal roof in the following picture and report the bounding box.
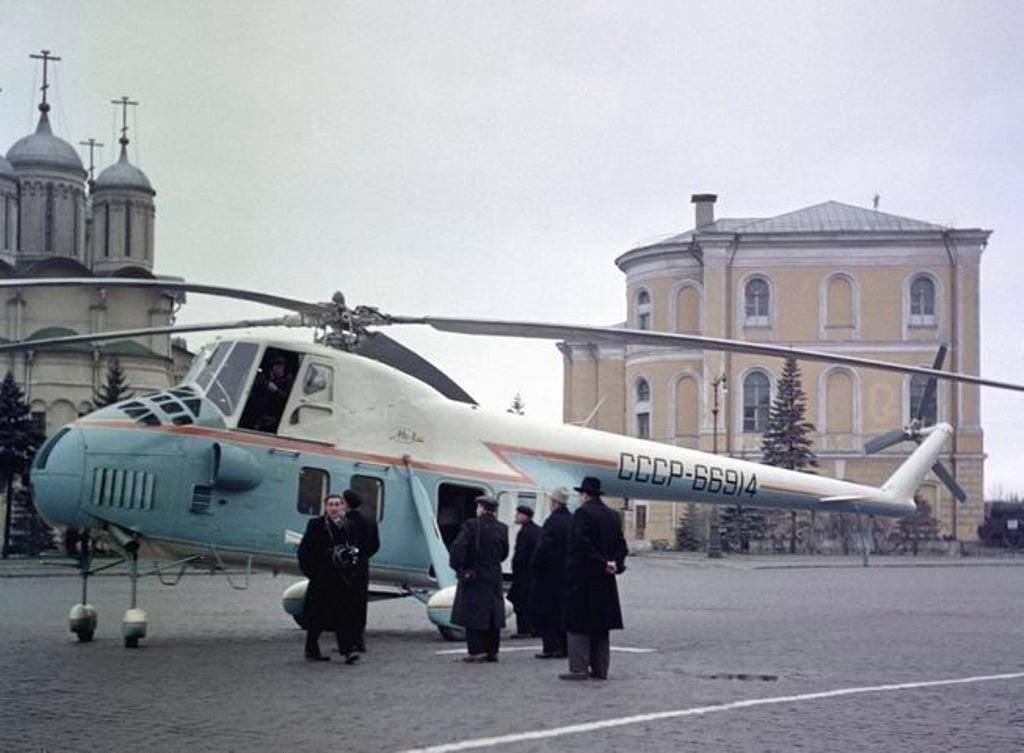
[6,111,85,175]
[94,147,155,195]
[730,201,945,233]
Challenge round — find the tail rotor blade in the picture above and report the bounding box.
[864,429,908,455]
[931,462,969,505]
[913,344,948,425]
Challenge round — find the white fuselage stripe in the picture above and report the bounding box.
[398,671,1024,753]
[432,645,656,655]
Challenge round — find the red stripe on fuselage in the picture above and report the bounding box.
[75,421,613,487]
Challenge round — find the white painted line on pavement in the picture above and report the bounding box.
[398,671,1024,753]
[433,645,656,655]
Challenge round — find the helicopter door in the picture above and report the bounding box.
[437,482,485,551]
[286,359,335,428]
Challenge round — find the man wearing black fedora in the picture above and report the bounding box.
[559,476,628,681]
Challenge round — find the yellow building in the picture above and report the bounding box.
[560,194,988,544]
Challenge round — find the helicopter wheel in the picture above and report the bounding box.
[76,629,95,643]
[438,626,462,642]
[124,636,140,649]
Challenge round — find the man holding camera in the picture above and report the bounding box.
[297,493,362,664]
[342,489,380,652]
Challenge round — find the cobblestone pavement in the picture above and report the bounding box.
[1,555,1022,753]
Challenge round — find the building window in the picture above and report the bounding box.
[910,374,937,426]
[125,200,132,257]
[909,275,935,325]
[44,183,54,252]
[744,277,770,326]
[2,195,9,250]
[743,371,771,433]
[636,412,650,439]
[72,191,79,257]
[636,289,651,330]
[104,204,110,257]
[636,378,650,403]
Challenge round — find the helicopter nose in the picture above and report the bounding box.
[32,426,91,528]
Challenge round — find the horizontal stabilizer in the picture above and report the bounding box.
[819,495,869,504]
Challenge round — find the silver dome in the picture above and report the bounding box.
[93,147,154,195]
[6,111,85,176]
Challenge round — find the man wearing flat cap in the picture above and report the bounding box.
[508,504,541,638]
[449,495,509,662]
[343,488,380,652]
[560,476,628,681]
[530,487,573,659]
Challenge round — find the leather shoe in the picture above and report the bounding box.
[484,654,499,663]
[305,654,330,662]
[558,672,589,681]
[462,655,488,663]
[534,652,561,659]
[344,653,360,665]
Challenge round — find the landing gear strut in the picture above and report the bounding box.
[122,547,147,649]
[68,531,97,642]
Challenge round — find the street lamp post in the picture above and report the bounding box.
[708,374,727,558]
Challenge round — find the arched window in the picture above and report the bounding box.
[635,377,651,439]
[825,369,854,434]
[125,200,132,257]
[826,275,854,328]
[910,374,937,425]
[674,375,699,447]
[744,277,770,326]
[636,289,651,330]
[675,285,701,334]
[909,275,935,325]
[743,371,771,433]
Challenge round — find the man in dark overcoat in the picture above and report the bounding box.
[449,495,509,662]
[343,489,381,652]
[297,493,360,663]
[560,476,628,681]
[530,486,572,659]
[508,504,541,638]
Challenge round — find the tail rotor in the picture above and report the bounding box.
[863,344,967,505]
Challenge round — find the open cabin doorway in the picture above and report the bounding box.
[437,482,486,551]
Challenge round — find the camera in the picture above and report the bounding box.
[331,543,360,571]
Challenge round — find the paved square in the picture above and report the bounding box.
[2,555,1022,752]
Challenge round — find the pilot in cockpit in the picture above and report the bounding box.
[247,354,295,432]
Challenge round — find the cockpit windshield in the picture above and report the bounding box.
[206,342,260,416]
[238,347,301,433]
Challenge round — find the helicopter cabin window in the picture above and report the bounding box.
[238,347,301,433]
[298,467,329,516]
[350,474,384,521]
[206,342,260,416]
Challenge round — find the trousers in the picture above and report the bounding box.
[306,626,357,657]
[567,630,610,678]
[466,628,500,657]
[541,624,568,656]
[514,607,533,636]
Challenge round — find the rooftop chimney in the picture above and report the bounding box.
[691,193,717,230]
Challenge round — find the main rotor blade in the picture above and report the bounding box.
[864,429,909,455]
[913,343,948,424]
[0,316,306,353]
[931,462,969,505]
[353,331,476,405]
[391,316,1024,393]
[0,278,326,316]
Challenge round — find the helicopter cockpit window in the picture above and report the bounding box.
[238,347,301,433]
[207,342,259,416]
[302,363,333,402]
[194,342,230,390]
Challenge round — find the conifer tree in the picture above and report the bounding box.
[0,372,46,558]
[760,356,818,553]
[507,392,526,415]
[94,356,131,408]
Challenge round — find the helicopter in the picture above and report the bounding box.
[5,277,1023,648]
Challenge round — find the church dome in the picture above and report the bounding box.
[6,111,85,176]
[94,147,155,195]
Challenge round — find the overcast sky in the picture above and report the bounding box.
[3,1,1022,495]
